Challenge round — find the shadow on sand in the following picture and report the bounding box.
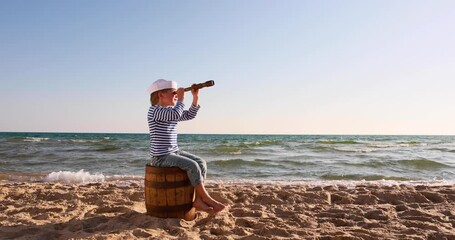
[0,210,210,240]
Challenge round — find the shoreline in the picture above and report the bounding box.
[2,169,455,186]
[1,182,455,239]
[2,175,455,187]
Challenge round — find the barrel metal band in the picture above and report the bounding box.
[146,203,193,213]
[144,179,191,189]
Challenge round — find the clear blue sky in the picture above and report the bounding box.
[1,0,454,134]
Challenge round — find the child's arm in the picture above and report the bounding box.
[179,86,200,121]
[179,104,200,121]
[152,102,185,121]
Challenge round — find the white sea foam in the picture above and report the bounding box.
[333,147,374,153]
[207,179,455,187]
[24,137,49,142]
[67,139,100,143]
[45,170,105,184]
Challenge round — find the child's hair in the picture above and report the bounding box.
[150,89,171,105]
[150,92,159,105]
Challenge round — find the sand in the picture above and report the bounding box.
[1,181,455,240]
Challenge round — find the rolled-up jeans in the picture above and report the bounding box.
[151,150,207,186]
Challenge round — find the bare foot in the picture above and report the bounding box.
[203,197,226,212]
[193,197,214,212]
[193,184,226,213]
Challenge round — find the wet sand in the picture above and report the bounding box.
[1,182,455,239]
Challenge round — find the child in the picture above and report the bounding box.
[147,79,226,213]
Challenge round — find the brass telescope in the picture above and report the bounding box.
[184,80,215,92]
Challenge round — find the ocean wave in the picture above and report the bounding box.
[6,137,50,143]
[66,139,102,143]
[340,160,389,168]
[332,147,375,153]
[5,153,36,159]
[210,159,270,168]
[94,145,122,152]
[45,170,105,184]
[246,140,282,147]
[317,140,361,145]
[209,140,284,154]
[398,142,427,147]
[368,142,428,148]
[397,141,421,145]
[0,172,46,182]
[320,174,412,181]
[207,178,455,186]
[24,137,50,142]
[277,159,318,167]
[308,145,373,153]
[212,145,250,154]
[429,148,455,153]
[367,143,396,148]
[309,146,336,152]
[397,159,451,169]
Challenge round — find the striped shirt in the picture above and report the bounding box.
[147,101,200,156]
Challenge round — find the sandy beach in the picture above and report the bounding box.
[1,181,455,239]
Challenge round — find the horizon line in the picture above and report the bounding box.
[1,131,454,137]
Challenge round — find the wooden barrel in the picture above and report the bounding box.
[144,164,196,220]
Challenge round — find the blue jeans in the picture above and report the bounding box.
[151,150,207,186]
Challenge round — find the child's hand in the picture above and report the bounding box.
[176,88,185,102]
[191,84,199,106]
[191,84,199,97]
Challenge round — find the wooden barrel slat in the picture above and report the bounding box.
[144,164,195,220]
[175,173,185,206]
[145,180,190,188]
[166,188,176,207]
[147,203,194,213]
[165,173,175,207]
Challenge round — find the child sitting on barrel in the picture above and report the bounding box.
[147,79,226,213]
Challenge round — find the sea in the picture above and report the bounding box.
[1,132,455,185]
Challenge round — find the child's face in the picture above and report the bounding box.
[160,88,178,106]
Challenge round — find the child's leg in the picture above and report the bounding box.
[154,152,204,186]
[175,151,225,211]
[154,152,225,212]
[178,151,207,180]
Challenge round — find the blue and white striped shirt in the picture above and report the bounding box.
[148,102,200,156]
